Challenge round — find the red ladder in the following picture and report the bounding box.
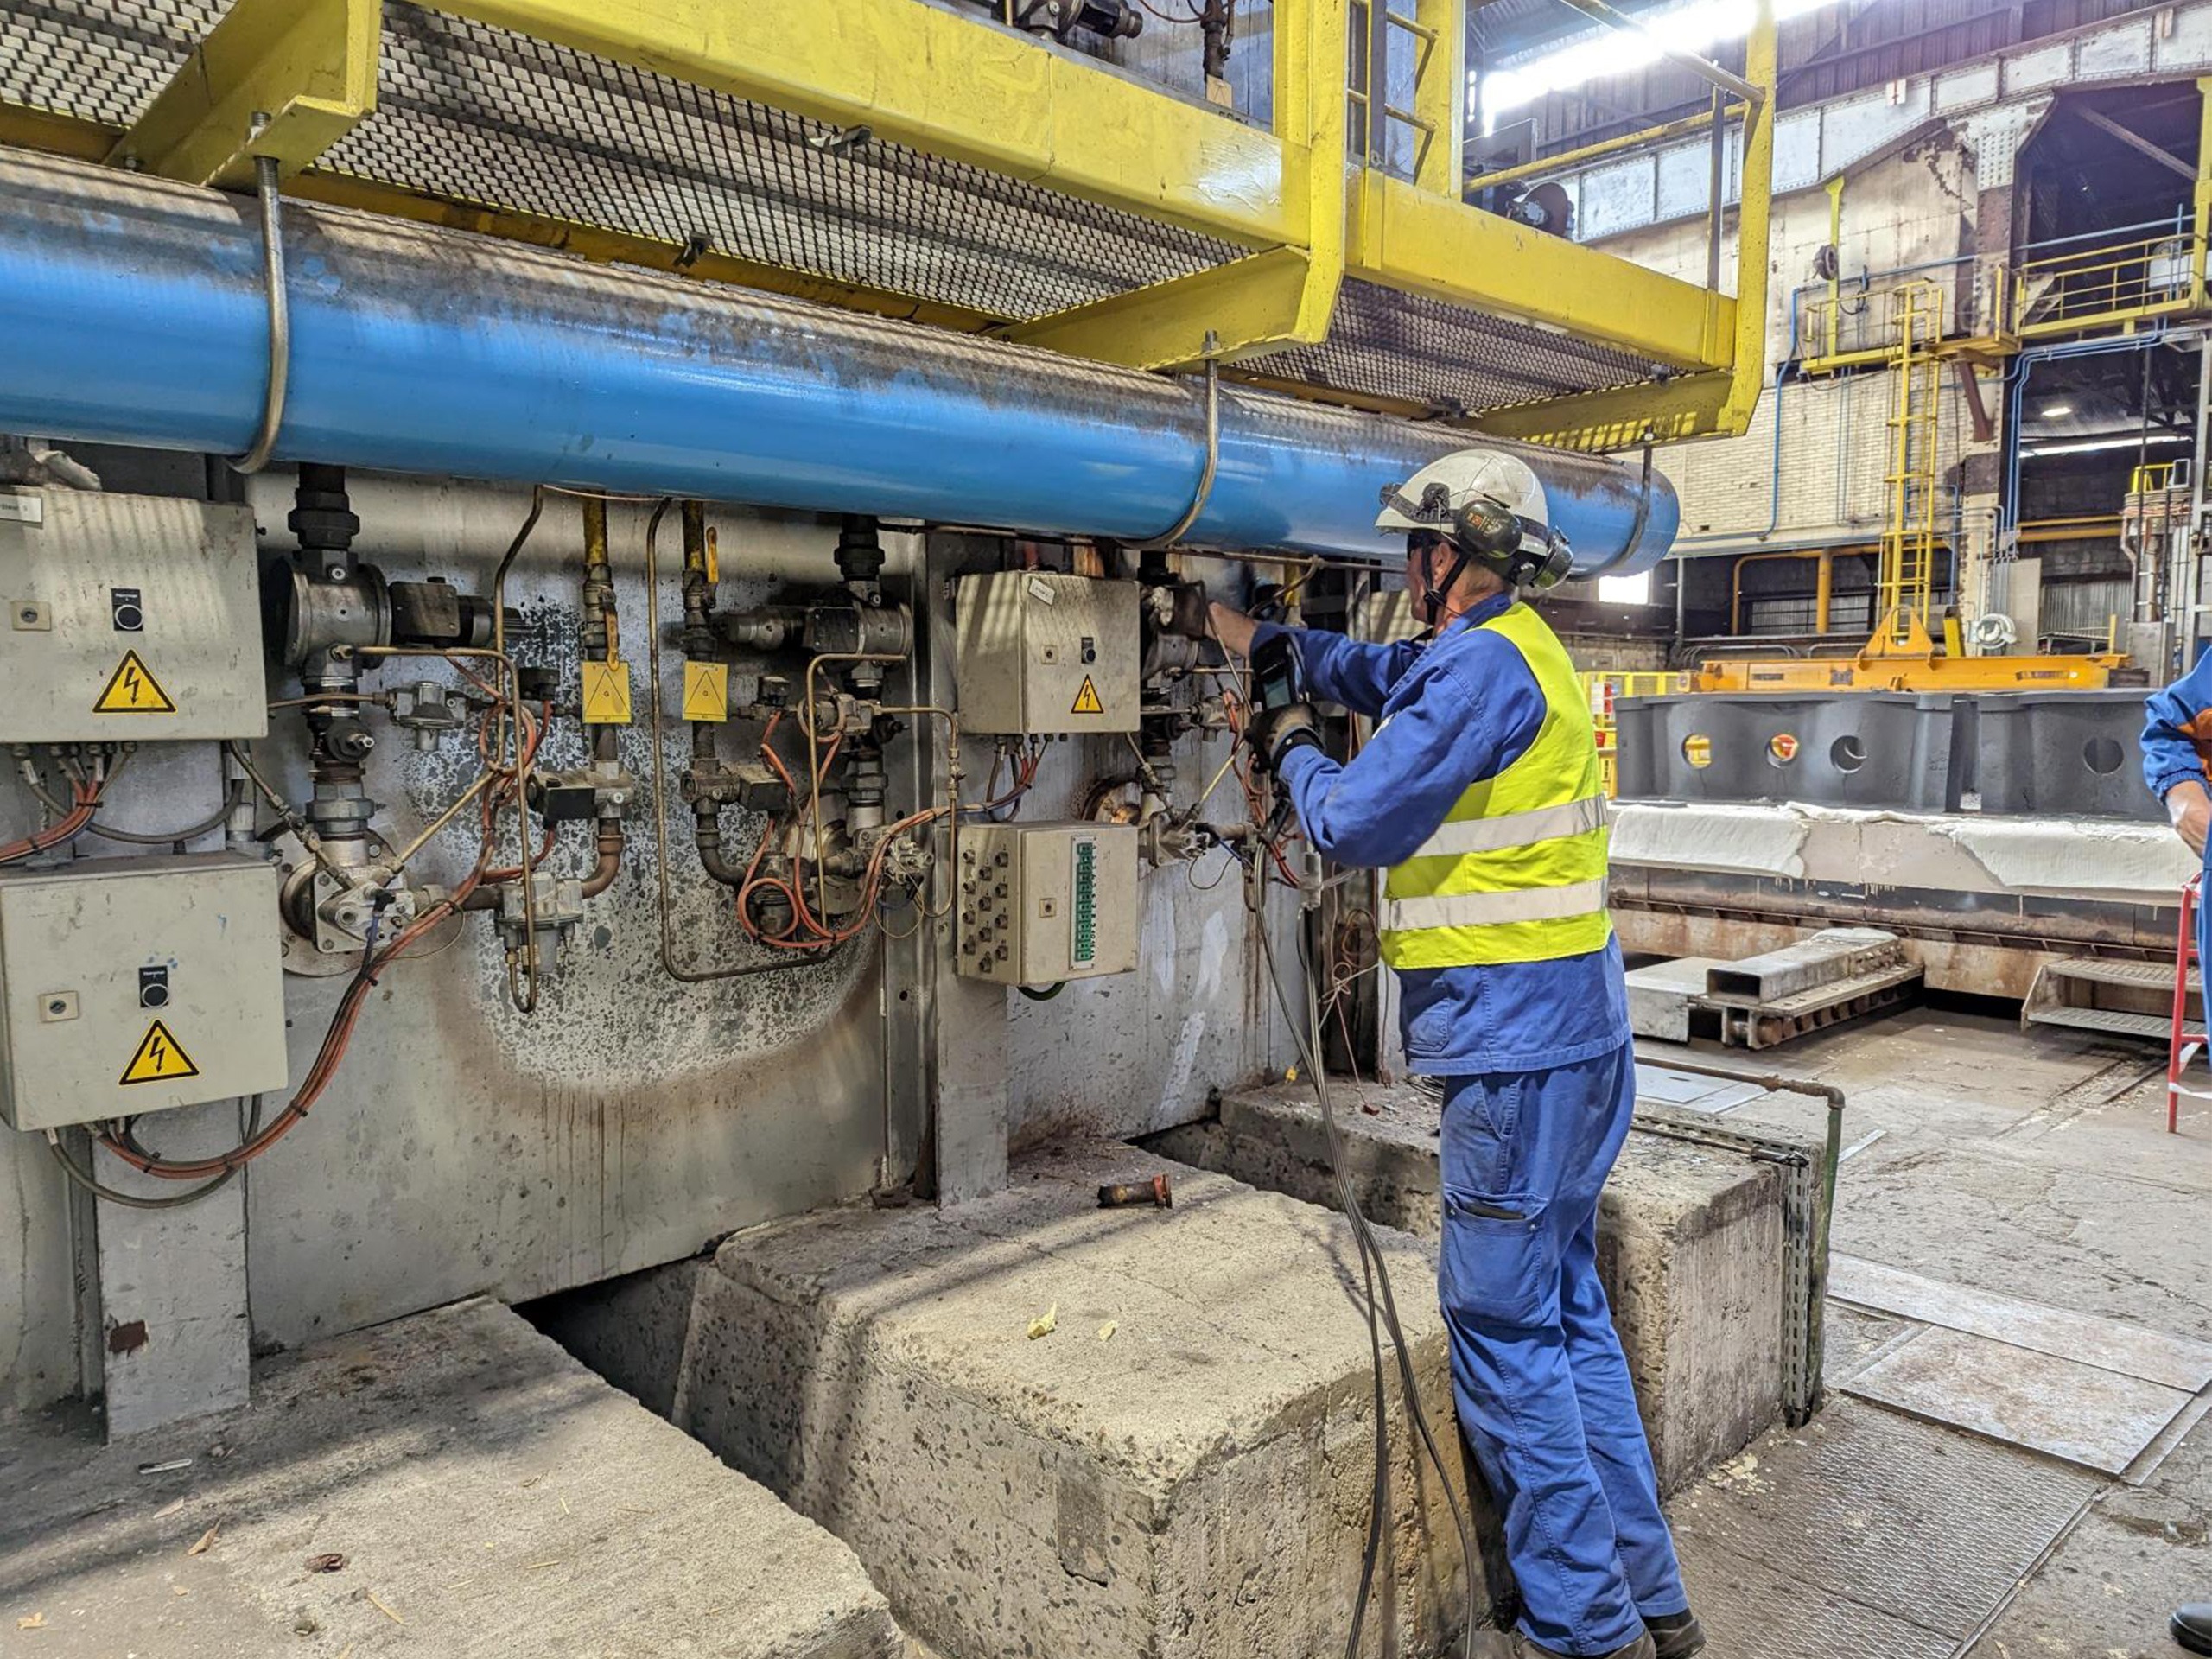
[2168,874,2206,1135]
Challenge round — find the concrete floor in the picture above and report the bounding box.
[1656,1002,2212,1658]
[9,1002,2212,1657]
[0,1300,907,1658]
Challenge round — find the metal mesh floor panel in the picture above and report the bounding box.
[1,2,1683,407]
[1247,278,1673,415]
[0,0,1243,321]
[0,0,223,129]
[1669,1398,2101,1654]
[337,5,1244,321]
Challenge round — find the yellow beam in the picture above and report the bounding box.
[1413,0,1466,198]
[447,0,1294,250]
[108,0,378,188]
[1001,248,1320,368]
[1718,0,1779,433]
[1467,102,1745,194]
[1476,369,1735,450]
[1353,173,1732,370]
[2188,76,2212,307]
[0,104,113,162]
[1493,0,1776,448]
[995,0,1348,371]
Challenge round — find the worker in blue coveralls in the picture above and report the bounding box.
[1168,449,1700,1659]
[2141,654,2212,1659]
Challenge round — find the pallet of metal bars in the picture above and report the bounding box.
[1688,928,1923,1050]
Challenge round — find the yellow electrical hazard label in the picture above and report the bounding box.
[93,651,177,715]
[119,1020,200,1087]
[1071,676,1105,716]
[581,660,632,725]
[683,660,728,723]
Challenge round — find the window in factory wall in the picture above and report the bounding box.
[1599,572,1652,604]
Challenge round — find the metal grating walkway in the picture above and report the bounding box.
[1249,277,1674,418]
[0,0,1687,417]
[1669,1398,2102,1657]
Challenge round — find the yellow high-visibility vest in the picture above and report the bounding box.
[1378,601,1611,969]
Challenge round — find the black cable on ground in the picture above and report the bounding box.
[1251,889,1479,1657]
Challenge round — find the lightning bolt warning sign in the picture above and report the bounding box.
[119,1020,200,1086]
[93,651,177,715]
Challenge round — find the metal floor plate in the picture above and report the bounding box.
[1846,1325,2192,1474]
[1669,1398,2101,1653]
[1832,1255,2212,1391]
[1633,1062,1767,1114]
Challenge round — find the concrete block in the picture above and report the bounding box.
[673,1141,1479,1659]
[1147,1082,1791,1493]
[0,1297,904,1659]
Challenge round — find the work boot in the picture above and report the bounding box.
[2174,1602,2212,1655]
[1645,1610,1707,1659]
[1509,1631,1657,1659]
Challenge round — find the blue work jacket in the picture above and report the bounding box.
[1262,593,1630,1075]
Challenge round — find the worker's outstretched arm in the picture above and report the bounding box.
[1211,604,1416,720]
[1275,644,1545,868]
[2144,654,2212,854]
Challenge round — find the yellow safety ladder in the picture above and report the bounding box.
[1874,281,1943,651]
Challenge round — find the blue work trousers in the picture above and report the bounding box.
[1439,1042,1688,1656]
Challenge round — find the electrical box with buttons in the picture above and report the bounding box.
[953,572,1140,735]
[957,822,1139,986]
[0,487,270,742]
[0,855,289,1130]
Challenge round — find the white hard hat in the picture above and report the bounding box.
[1375,449,1570,590]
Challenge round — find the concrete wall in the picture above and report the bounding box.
[0,468,1298,1416]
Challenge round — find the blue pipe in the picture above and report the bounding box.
[2002,328,2175,538]
[0,150,1677,575]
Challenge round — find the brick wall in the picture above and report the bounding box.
[1606,132,1994,554]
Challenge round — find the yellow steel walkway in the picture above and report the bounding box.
[0,0,1780,454]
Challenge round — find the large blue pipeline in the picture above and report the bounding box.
[0,149,1676,574]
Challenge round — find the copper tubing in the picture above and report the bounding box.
[799,654,959,926]
[352,643,540,1005]
[580,820,625,898]
[642,499,813,981]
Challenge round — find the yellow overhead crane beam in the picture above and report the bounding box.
[81,0,1776,449]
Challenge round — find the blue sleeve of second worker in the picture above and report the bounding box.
[1278,636,1548,868]
[2142,652,2212,801]
[1251,623,1419,720]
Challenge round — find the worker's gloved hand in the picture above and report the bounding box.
[1247,702,1322,772]
[1154,580,1213,639]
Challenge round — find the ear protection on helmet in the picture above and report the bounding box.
[1378,481,1573,593]
[1452,499,1573,592]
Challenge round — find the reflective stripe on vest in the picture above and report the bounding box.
[1382,876,1611,933]
[1379,602,1612,970]
[1405,794,1607,861]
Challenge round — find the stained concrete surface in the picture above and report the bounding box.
[1639,1007,2212,1658]
[0,1298,905,1659]
[559,1140,1484,1659]
[1146,1080,1808,1493]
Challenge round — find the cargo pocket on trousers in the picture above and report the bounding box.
[1439,1189,1557,1329]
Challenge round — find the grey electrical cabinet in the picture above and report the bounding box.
[0,855,289,1130]
[0,487,270,742]
[956,822,1139,986]
[954,572,1141,734]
